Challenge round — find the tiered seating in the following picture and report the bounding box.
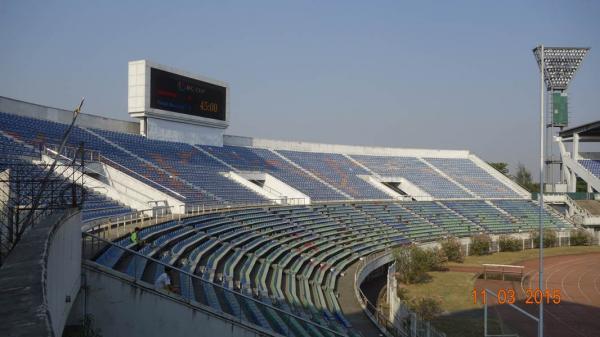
[0,112,210,203]
[82,191,133,222]
[372,203,446,241]
[399,201,481,237]
[425,158,520,198]
[0,133,37,157]
[492,200,572,230]
[2,112,540,207]
[442,200,516,234]
[350,155,472,199]
[0,125,134,223]
[94,198,572,336]
[95,130,265,204]
[201,145,345,201]
[276,150,390,199]
[580,159,600,179]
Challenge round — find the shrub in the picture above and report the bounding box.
[396,285,409,300]
[570,228,593,246]
[532,229,557,248]
[440,237,465,263]
[470,234,491,255]
[499,235,521,252]
[394,245,446,284]
[429,246,448,270]
[394,245,425,284]
[409,296,443,321]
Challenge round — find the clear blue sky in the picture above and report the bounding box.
[1,1,598,175]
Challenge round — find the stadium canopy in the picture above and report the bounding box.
[558,119,600,141]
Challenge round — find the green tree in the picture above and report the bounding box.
[576,177,588,193]
[513,163,539,193]
[393,245,446,284]
[532,229,557,248]
[470,234,492,255]
[488,162,510,177]
[440,237,464,263]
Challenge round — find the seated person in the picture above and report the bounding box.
[155,267,174,292]
[130,227,146,247]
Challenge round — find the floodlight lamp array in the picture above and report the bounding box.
[533,47,589,91]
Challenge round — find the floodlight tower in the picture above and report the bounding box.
[533,47,589,188]
[532,45,588,337]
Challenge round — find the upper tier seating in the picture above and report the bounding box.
[94,130,266,204]
[350,155,473,199]
[0,112,534,205]
[579,159,600,180]
[424,158,520,198]
[276,150,390,200]
[0,133,133,223]
[0,111,209,203]
[201,145,346,200]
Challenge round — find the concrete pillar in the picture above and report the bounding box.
[573,133,580,160]
[570,170,577,193]
[139,118,146,136]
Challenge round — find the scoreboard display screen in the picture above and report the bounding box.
[150,67,226,121]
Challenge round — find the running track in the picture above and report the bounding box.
[476,253,600,337]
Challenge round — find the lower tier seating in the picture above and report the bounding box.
[94,199,571,336]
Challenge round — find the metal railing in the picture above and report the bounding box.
[355,253,447,337]
[44,143,99,162]
[354,253,407,337]
[82,232,347,337]
[81,196,574,244]
[83,206,174,240]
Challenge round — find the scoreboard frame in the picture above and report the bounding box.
[128,60,229,129]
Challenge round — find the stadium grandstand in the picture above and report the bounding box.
[0,17,599,334]
[0,81,579,337]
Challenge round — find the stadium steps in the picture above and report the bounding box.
[418,157,477,197]
[81,126,222,202]
[269,149,352,200]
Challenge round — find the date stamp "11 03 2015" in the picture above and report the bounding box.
[473,288,561,305]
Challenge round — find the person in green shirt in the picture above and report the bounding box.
[130,227,145,247]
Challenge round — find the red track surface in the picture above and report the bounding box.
[475,253,600,337]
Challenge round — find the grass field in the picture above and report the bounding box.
[401,245,600,337]
[402,271,505,337]
[403,271,479,312]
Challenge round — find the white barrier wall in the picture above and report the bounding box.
[0,96,138,134]
[0,210,82,337]
[146,117,224,146]
[77,263,274,337]
[224,135,470,158]
[46,211,82,337]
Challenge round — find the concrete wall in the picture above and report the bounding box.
[0,209,82,337]
[0,96,139,134]
[46,211,83,337]
[580,152,600,160]
[3,95,472,159]
[94,161,185,211]
[224,134,470,158]
[147,117,224,146]
[77,262,275,337]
